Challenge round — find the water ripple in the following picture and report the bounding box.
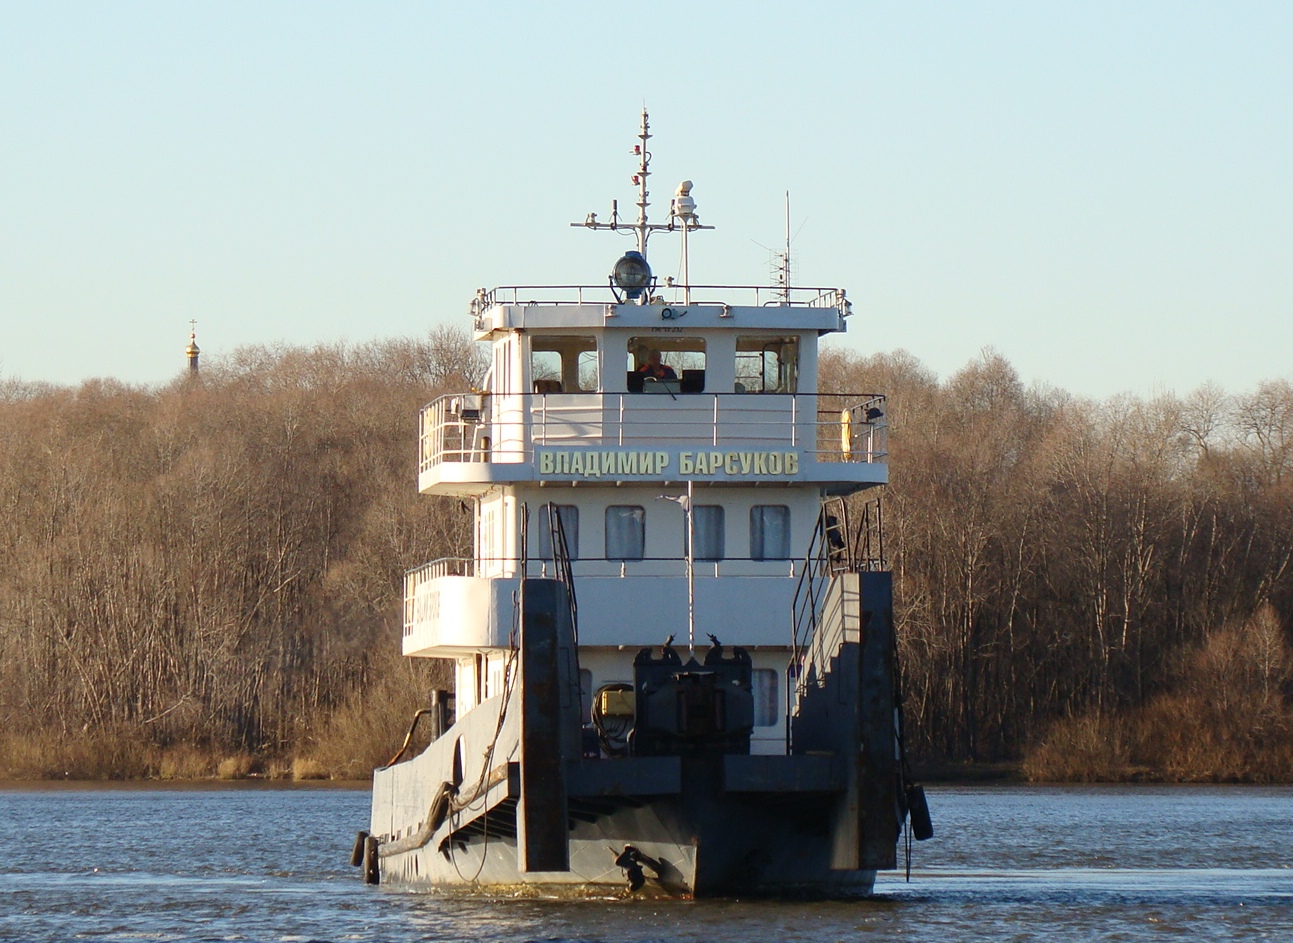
[2,785,1291,942]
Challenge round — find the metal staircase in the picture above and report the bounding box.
[791,498,884,669]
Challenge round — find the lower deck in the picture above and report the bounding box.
[450,645,793,756]
[375,760,875,897]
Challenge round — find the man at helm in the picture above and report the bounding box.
[638,349,677,381]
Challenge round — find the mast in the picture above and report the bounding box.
[775,191,792,302]
[658,483,697,657]
[633,109,650,255]
[673,180,697,304]
[572,109,712,269]
[686,479,695,656]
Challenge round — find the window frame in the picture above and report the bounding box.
[752,668,780,727]
[605,505,646,561]
[683,505,725,562]
[534,504,579,561]
[750,504,791,561]
[529,334,599,393]
[627,335,707,393]
[735,335,799,394]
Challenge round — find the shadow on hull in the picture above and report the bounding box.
[366,573,922,898]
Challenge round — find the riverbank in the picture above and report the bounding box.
[915,759,1292,786]
[0,731,381,784]
[7,758,1291,788]
[0,778,370,791]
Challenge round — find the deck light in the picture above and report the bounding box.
[611,251,653,302]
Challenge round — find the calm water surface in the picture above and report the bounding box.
[2,784,1290,941]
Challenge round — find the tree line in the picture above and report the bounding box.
[822,348,1293,779]
[0,334,1288,779]
[0,329,483,778]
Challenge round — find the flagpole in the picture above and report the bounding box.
[687,479,695,657]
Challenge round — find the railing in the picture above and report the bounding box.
[787,496,886,748]
[418,391,887,475]
[403,557,473,636]
[530,501,579,647]
[790,502,844,696]
[471,284,851,322]
[402,554,800,637]
[406,555,797,582]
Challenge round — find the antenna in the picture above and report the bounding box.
[774,191,792,302]
[656,484,696,656]
[633,109,650,254]
[673,180,697,304]
[572,110,713,268]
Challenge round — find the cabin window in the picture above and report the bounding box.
[531,335,598,393]
[534,504,579,560]
[684,505,725,561]
[735,336,798,393]
[753,669,779,727]
[605,506,645,560]
[750,505,791,561]
[626,336,706,393]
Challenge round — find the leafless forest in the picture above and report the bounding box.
[0,329,483,779]
[822,348,1293,781]
[1,334,1290,780]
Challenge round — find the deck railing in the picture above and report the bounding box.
[419,392,887,475]
[402,557,474,636]
[471,284,851,326]
[402,555,802,638]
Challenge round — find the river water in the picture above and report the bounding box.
[2,784,1290,941]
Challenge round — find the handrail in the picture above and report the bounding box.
[382,709,436,768]
[544,502,579,647]
[403,555,803,637]
[418,391,888,475]
[473,284,850,314]
[786,496,885,751]
[407,555,801,580]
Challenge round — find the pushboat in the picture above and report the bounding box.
[356,111,931,897]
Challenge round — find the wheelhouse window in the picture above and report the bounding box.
[605,506,645,560]
[531,335,597,393]
[627,336,706,393]
[735,336,798,393]
[534,504,579,560]
[684,505,725,561]
[750,505,790,561]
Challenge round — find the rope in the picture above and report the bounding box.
[448,643,519,884]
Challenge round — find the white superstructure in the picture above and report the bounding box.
[403,112,886,761]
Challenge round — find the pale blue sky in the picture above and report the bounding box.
[2,1,1290,398]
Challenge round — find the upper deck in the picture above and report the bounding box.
[421,289,885,495]
[470,283,851,334]
[420,389,886,494]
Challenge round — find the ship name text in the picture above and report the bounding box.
[535,447,801,480]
